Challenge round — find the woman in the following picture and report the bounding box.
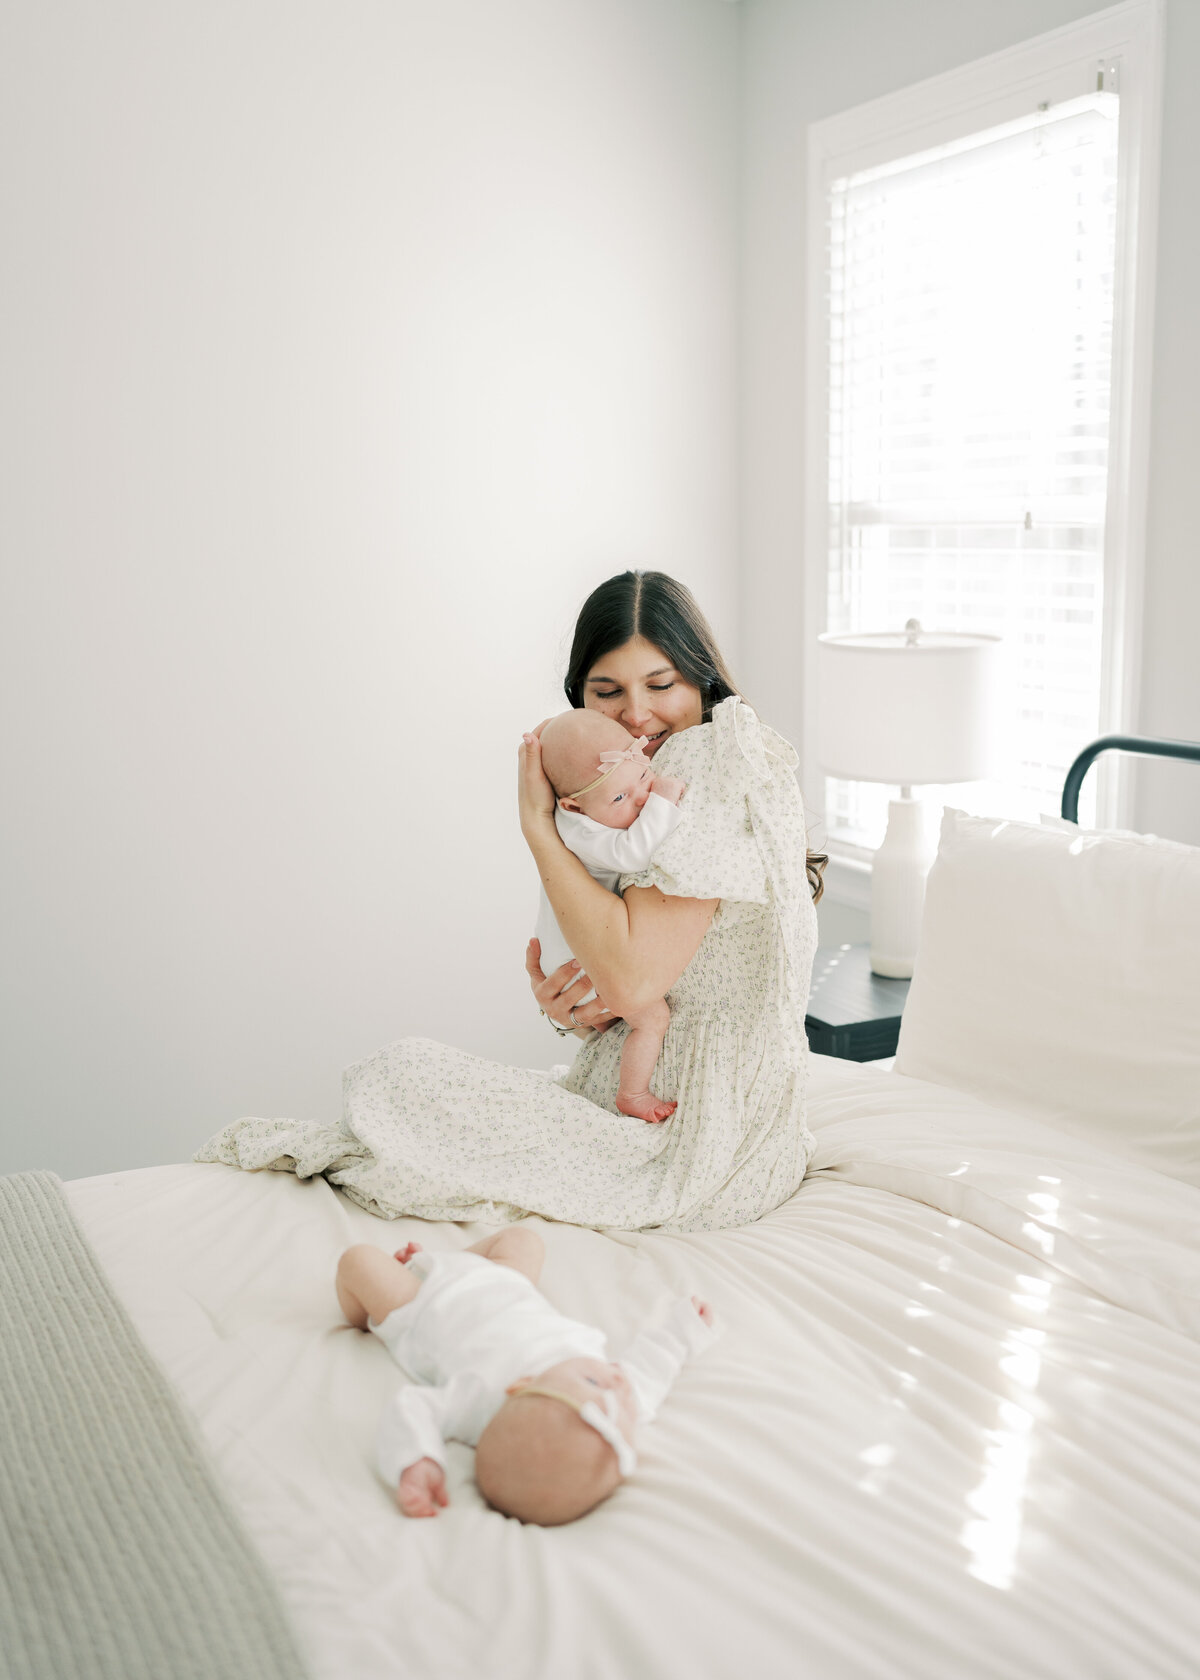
[199,572,825,1233]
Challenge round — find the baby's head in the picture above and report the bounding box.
[474,1356,639,1525]
[539,712,654,831]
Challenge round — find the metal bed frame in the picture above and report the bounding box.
[1060,733,1200,823]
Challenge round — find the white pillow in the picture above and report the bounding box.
[894,807,1200,1186]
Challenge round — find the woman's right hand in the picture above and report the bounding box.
[517,727,558,842]
[525,939,620,1036]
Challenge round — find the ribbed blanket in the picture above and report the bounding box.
[0,1171,309,1680]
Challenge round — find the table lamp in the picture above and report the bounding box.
[816,620,1002,977]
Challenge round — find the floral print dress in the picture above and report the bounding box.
[196,699,819,1233]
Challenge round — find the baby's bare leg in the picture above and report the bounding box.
[616,999,675,1124]
[465,1226,544,1284]
[336,1244,423,1329]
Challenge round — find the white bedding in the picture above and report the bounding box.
[67,1055,1200,1680]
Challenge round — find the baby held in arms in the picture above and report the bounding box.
[535,710,686,1123]
[336,1229,715,1526]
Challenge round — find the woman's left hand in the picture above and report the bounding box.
[517,724,557,839]
[526,940,620,1036]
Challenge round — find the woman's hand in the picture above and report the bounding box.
[519,727,617,1036]
[517,726,557,840]
[526,939,619,1037]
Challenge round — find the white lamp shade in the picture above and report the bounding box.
[817,628,1002,785]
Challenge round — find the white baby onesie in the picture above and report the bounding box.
[370,1250,715,1486]
[533,792,683,982]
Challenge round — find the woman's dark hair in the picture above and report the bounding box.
[564,570,738,721]
[564,570,826,902]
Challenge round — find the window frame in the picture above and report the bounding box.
[803,0,1164,909]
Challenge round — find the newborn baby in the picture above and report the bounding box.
[535,710,686,1123]
[336,1228,715,1526]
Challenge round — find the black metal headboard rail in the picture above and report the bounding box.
[1060,733,1200,823]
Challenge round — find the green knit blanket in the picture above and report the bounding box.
[0,1171,310,1680]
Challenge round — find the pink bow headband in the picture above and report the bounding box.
[565,737,650,800]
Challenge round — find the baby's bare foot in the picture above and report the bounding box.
[617,1091,677,1124]
[393,1241,423,1265]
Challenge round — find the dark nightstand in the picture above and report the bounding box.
[805,943,911,1062]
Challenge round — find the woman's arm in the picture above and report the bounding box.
[519,734,717,1018]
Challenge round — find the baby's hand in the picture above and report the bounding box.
[650,775,686,806]
[690,1295,714,1327]
[397,1458,449,1518]
[393,1242,422,1266]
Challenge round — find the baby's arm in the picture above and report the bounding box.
[569,791,684,876]
[376,1372,492,1516]
[619,1296,718,1424]
[649,775,686,805]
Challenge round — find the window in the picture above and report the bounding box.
[805,3,1162,879]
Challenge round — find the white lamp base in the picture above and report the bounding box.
[869,797,937,978]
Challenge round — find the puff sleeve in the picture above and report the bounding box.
[619,697,813,995]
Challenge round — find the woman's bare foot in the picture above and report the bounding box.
[393,1242,423,1265]
[617,1091,677,1124]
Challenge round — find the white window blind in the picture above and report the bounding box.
[825,93,1119,845]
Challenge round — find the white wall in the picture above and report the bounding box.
[740,0,1200,899]
[1132,0,1200,838]
[0,0,739,1177]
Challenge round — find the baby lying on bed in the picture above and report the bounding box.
[535,710,686,1124]
[336,1228,714,1526]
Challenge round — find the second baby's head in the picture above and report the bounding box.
[540,711,655,831]
[474,1355,639,1525]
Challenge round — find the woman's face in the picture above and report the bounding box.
[581,636,704,759]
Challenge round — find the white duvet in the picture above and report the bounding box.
[67,1055,1200,1680]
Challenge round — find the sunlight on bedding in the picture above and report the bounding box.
[1011,1274,1052,1313]
[960,1281,1053,1591]
[1020,1221,1056,1257]
[962,1398,1036,1592]
[999,1328,1046,1388]
[857,1441,896,1499]
[1020,1188,1060,1259]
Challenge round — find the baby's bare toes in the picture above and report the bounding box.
[617,1092,674,1123]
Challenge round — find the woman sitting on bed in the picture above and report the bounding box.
[198,570,826,1232]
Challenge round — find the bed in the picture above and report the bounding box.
[6,740,1200,1680]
